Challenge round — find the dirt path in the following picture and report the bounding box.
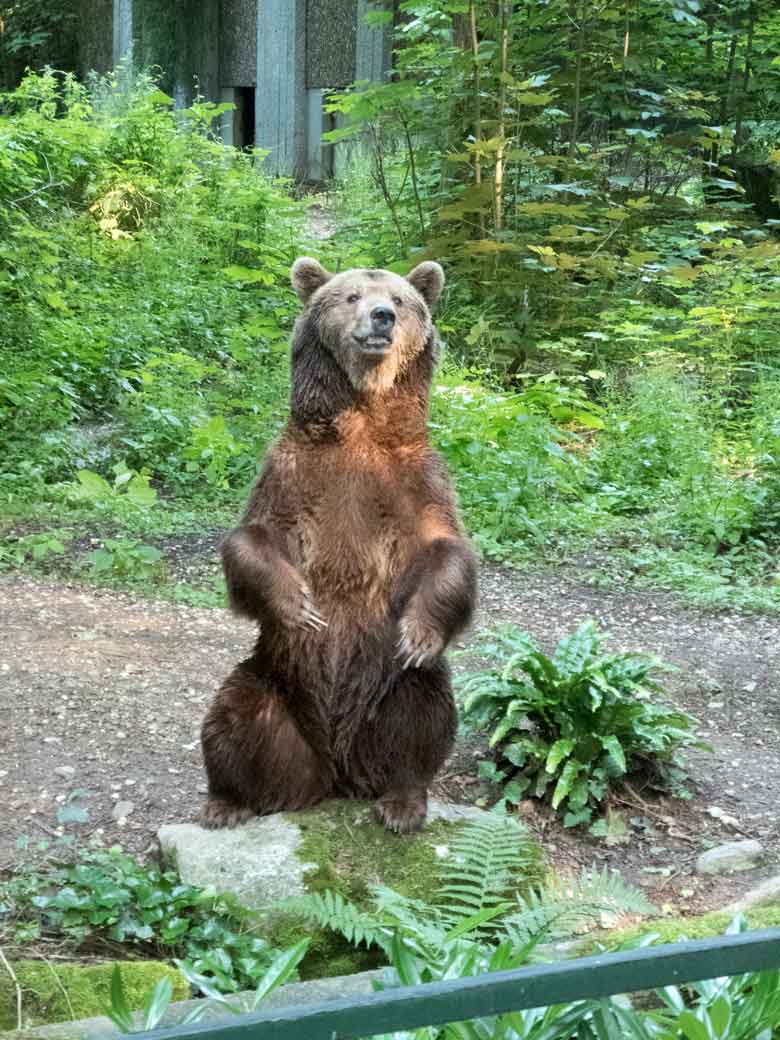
[2,567,778,915]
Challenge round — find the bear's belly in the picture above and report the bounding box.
[297,521,404,614]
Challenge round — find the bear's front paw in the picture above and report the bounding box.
[273,566,328,632]
[396,609,445,670]
[376,791,428,833]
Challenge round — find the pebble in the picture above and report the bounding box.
[55,766,76,778]
[112,800,135,820]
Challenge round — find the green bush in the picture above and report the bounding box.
[430,375,586,559]
[460,621,706,828]
[0,846,278,994]
[0,68,299,501]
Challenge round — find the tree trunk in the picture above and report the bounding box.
[494,2,512,232]
[468,0,486,236]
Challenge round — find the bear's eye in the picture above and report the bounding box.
[347,292,361,303]
[392,295,403,307]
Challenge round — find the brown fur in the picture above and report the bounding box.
[200,259,478,833]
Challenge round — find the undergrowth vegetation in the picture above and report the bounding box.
[0,842,280,994]
[1,42,780,610]
[460,621,705,830]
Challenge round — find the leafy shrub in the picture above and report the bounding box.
[594,369,715,499]
[0,68,300,500]
[107,941,309,1033]
[461,621,705,828]
[430,377,585,558]
[85,537,164,582]
[0,529,70,570]
[0,847,277,994]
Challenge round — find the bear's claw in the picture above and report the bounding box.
[297,580,328,631]
[396,614,444,669]
[375,792,428,834]
[198,798,255,829]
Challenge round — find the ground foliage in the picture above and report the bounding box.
[0,839,280,994]
[460,621,705,828]
[1,8,779,608]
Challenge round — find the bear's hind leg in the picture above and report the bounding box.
[200,663,332,828]
[350,660,457,834]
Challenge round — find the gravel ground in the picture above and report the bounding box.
[1,564,778,914]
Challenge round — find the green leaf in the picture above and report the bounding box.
[107,964,134,1033]
[708,995,730,1037]
[251,939,310,1008]
[221,265,272,285]
[142,977,173,1030]
[551,759,582,810]
[677,1010,711,1040]
[601,735,627,773]
[545,738,575,774]
[76,470,112,500]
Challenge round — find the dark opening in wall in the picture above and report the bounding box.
[233,86,256,149]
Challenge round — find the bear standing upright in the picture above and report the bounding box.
[200,257,478,834]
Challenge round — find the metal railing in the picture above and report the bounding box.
[141,928,780,1040]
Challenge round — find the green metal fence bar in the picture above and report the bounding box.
[142,928,780,1040]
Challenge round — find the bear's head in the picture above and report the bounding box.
[290,259,444,409]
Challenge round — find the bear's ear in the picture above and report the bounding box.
[406,261,445,311]
[291,257,332,303]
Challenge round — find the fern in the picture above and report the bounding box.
[285,890,385,951]
[288,814,654,979]
[460,620,704,828]
[436,811,536,925]
[502,865,656,947]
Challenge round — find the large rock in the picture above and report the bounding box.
[158,813,313,907]
[158,798,539,980]
[695,840,765,875]
[158,798,494,912]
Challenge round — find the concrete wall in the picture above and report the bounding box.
[220,0,257,86]
[255,0,307,177]
[306,0,357,90]
[79,0,115,76]
[101,0,391,178]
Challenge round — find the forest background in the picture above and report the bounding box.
[1,0,780,612]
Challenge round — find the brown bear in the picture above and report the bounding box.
[200,257,478,834]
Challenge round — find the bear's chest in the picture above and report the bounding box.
[289,451,423,603]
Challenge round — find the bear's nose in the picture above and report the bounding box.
[370,305,395,332]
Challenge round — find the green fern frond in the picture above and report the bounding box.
[503,865,656,946]
[436,812,537,926]
[286,890,385,950]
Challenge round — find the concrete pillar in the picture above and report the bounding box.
[112,0,133,64]
[191,0,220,103]
[255,0,307,178]
[220,87,237,147]
[355,0,391,83]
[305,88,331,181]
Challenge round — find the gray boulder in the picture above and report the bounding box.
[695,840,765,876]
[158,798,497,912]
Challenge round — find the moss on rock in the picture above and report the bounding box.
[258,799,543,980]
[588,903,780,953]
[0,960,188,1031]
[295,800,458,903]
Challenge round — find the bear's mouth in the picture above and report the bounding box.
[353,334,393,357]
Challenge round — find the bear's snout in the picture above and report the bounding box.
[370,305,395,335]
[353,300,397,355]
